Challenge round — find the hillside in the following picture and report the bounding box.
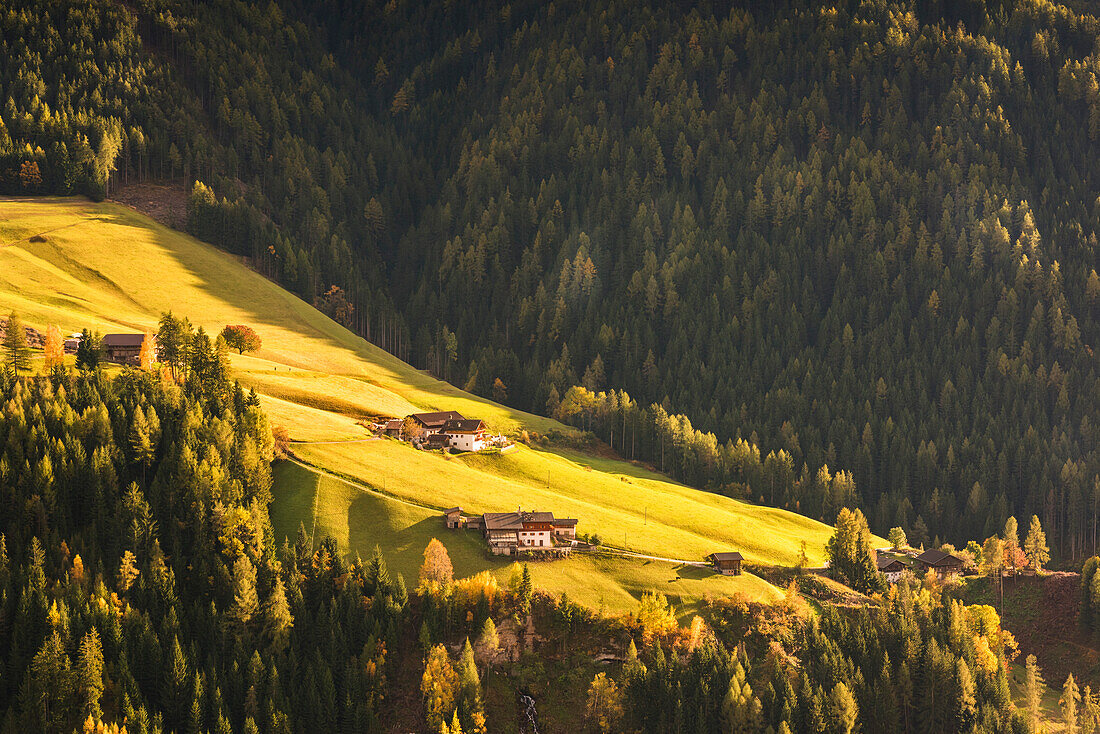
[0,196,848,614]
[6,0,1100,560]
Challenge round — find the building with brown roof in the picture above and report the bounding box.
[103,333,152,365]
[707,552,743,576]
[472,509,578,555]
[876,553,908,583]
[443,507,465,529]
[441,418,489,451]
[915,549,963,578]
[409,411,466,431]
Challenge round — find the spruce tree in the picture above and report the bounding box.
[3,312,31,377]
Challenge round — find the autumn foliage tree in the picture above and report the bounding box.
[219,325,261,354]
[43,324,64,371]
[419,538,454,586]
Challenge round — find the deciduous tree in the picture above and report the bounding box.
[220,325,262,354]
[419,538,454,586]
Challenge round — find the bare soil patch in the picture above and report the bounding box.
[110,180,188,228]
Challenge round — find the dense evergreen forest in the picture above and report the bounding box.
[5,0,1100,559]
[0,348,1051,733]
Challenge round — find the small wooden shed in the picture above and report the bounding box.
[707,551,744,576]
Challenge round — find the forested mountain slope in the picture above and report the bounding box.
[306,0,1100,557]
[5,0,1100,557]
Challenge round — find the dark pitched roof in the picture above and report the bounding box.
[553,518,578,527]
[443,507,463,516]
[441,419,485,433]
[103,333,147,347]
[709,552,744,562]
[877,555,907,571]
[383,419,403,430]
[409,411,465,428]
[916,549,962,566]
[482,511,557,530]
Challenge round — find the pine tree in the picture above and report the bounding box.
[720,659,762,734]
[3,312,31,376]
[163,636,189,729]
[75,329,101,372]
[129,409,155,483]
[22,631,77,734]
[827,682,858,734]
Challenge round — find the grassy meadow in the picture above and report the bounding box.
[270,461,783,618]
[0,196,865,614]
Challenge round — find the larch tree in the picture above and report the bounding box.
[421,644,457,732]
[43,324,64,371]
[261,574,294,650]
[229,555,260,628]
[419,538,454,586]
[77,628,104,721]
[456,638,486,734]
[474,617,500,666]
[139,331,157,370]
[585,672,623,734]
[1024,515,1051,572]
[117,550,139,593]
[1062,673,1081,734]
[1003,516,1020,577]
[1025,654,1045,733]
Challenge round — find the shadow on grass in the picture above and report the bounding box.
[675,564,717,581]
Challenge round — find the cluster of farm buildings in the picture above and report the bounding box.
[876,547,963,582]
[375,410,508,453]
[444,507,578,557]
[0,319,153,365]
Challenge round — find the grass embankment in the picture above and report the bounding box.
[292,439,835,566]
[270,461,782,618]
[0,196,853,614]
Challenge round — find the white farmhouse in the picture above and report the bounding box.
[441,418,490,451]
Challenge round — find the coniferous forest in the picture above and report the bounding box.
[8,0,1100,730]
[6,0,1100,558]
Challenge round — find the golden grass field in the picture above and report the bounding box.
[0,196,875,614]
